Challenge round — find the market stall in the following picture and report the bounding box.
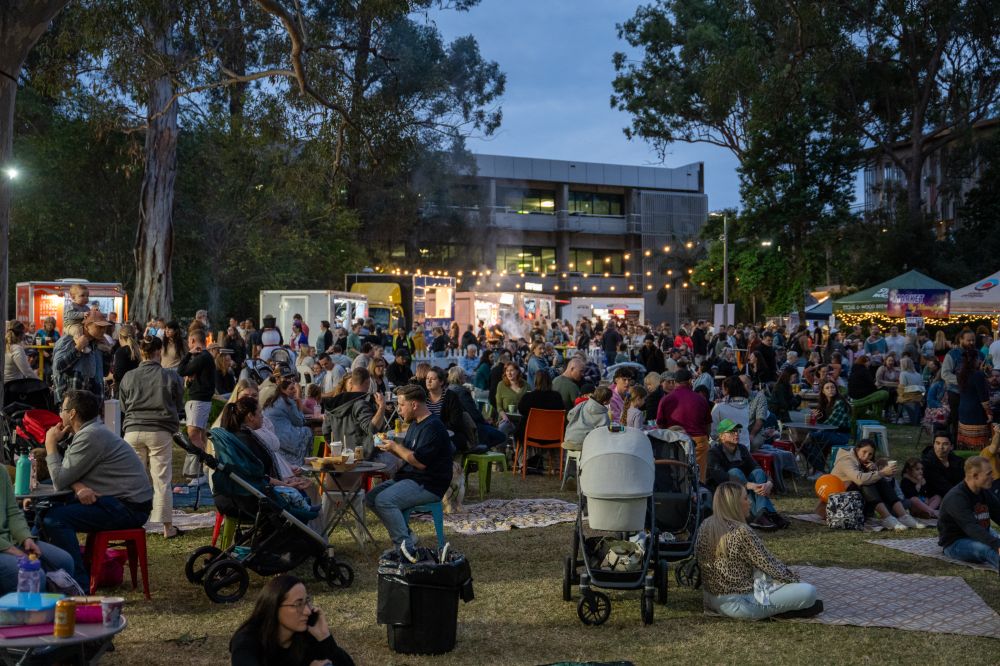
[832,270,953,329]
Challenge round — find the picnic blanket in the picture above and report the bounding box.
[412,498,577,535]
[782,565,1000,638]
[172,478,214,509]
[789,513,936,532]
[145,510,217,534]
[866,537,997,572]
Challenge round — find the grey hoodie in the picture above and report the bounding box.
[119,360,184,433]
[322,391,378,458]
[564,397,611,446]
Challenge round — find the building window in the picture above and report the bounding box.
[497,187,556,214]
[569,191,624,216]
[495,246,556,273]
[569,249,624,274]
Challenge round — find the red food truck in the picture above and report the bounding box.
[15,280,128,332]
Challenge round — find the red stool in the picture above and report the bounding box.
[84,529,151,599]
[751,452,776,484]
[770,440,795,453]
[364,470,391,492]
[211,511,225,547]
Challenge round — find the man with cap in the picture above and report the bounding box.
[707,419,788,530]
[386,348,414,387]
[656,367,712,482]
[637,334,666,374]
[52,309,114,403]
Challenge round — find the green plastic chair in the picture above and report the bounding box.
[462,451,508,501]
[848,390,889,440]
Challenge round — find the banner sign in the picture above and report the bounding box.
[886,289,950,318]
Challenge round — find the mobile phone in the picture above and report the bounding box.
[307,610,319,627]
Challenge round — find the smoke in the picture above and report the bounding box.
[500,311,529,340]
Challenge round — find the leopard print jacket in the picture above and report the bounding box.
[695,523,799,595]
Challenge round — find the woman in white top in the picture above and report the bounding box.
[4,321,35,382]
[897,356,925,425]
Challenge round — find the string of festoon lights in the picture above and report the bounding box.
[370,240,710,295]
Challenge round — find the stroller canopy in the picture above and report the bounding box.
[580,427,655,500]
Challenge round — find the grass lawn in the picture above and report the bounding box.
[101,426,1000,666]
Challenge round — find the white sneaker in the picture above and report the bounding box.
[882,516,907,531]
[898,514,926,529]
[400,541,419,564]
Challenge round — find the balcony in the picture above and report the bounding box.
[490,208,629,235]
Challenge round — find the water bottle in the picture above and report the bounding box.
[14,452,31,496]
[17,554,42,594]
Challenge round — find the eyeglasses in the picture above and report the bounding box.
[280,596,313,612]
[59,406,73,414]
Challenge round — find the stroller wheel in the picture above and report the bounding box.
[203,558,250,603]
[675,558,701,589]
[562,556,574,602]
[656,560,669,605]
[185,546,222,584]
[577,591,611,626]
[314,557,354,589]
[641,588,655,625]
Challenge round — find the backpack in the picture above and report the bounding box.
[826,491,864,530]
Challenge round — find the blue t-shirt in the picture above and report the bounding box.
[396,415,454,497]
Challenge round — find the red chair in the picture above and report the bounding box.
[84,528,150,599]
[517,409,566,479]
[751,452,776,484]
[364,470,391,492]
[769,440,795,453]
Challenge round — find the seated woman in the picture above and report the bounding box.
[514,370,565,447]
[446,366,504,451]
[695,481,821,620]
[802,380,851,477]
[230,574,354,666]
[847,354,879,400]
[494,362,526,437]
[832,439,924,530]
[768,368,801,423]
[262,378,314,468]
[920,429,964,507]
[0,465,75,593]
[875,353,902,418]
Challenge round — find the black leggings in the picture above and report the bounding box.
[854,478,899,517]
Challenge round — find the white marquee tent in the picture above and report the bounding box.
[950,269,1000,315]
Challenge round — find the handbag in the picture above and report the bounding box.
[826,490,865,530]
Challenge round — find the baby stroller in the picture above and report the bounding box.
[563,426,657,625]
[0,402,61,466]
[173,432,353,603]
[648,429,703,603]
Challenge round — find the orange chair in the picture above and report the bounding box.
[517,409,566,479]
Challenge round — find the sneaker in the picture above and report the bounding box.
[774,600,824,619]
[898,514,926,529]
[750,514,779,532]
[882,516,907,531]
[806,471,822,482]
[400,541,419,564]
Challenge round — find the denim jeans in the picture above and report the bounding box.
[42,496,151,587]
[365,479,440,550]
[943,533,1000,570]
[704,582,817,620]
[728,468,777,517]
[0,541,76,594]
[804,430,850,473]
[477,423,507,449]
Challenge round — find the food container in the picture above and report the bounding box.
[68,597,103,624]
[0,593,64,626]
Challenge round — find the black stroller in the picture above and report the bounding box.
[648,429,703,604]
[173,431,353,603]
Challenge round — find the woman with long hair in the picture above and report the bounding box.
[262,378,313,467]
[161,320,186,370]
[215,350,238,397]
[932,330,950,362]
[695,482,820,620]
[230,574,353,665]
[767,367,801,422]
[801,380,851,476]
[956,348,991,450]
[119,335,185,537]
[4,321,35,382]
[112,323,142,395]
[832,439,924,530]
[367,356,389,396]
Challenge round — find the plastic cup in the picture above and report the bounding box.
[330,441,344,457]
[100,597,124,628]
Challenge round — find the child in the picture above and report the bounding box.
[615,342,630,364]
[564,387,613,452]
[900,458,939,519]
[625,386,647,429]
[302,383,322,415]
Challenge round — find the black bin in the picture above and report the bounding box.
[377,547,474,655]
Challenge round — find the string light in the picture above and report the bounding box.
[647,285,653,290]
[644,250,651,257]
[663,246,671,252]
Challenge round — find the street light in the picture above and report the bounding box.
[761,240,772,247]
[3,168,17,181]
[709,211,729,329]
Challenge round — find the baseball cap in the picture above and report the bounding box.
[674,368,692,382]
[717,418,743,433]
[82,311,113,328]
[660,371,677,382]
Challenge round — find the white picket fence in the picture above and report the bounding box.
[402,348,607,372]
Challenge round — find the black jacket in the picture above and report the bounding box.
[637,345,666,374]
[386,361,413,387]
[848,365,878,400]
[644,386,664,422]
[938,481,1000,550]
[921,445,965,499]
[515,389,565,444]
[707,443,761,491]
[768,382,800,422]
[177,350,215,402]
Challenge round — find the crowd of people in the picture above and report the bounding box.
[4,284,1000,649]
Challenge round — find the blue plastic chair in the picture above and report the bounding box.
[402,501,446,549]
[827,444,852,472]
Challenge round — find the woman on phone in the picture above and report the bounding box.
[230,574,354,666]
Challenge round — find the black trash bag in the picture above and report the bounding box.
[376,546,474,655]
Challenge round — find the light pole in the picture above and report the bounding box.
[709,211,729,329]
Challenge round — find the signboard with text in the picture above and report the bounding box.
[886,289,950,318]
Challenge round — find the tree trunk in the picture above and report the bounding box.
[0,0,71,403]
[132,7,179,324]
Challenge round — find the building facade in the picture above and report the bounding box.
[415,153,711,325]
